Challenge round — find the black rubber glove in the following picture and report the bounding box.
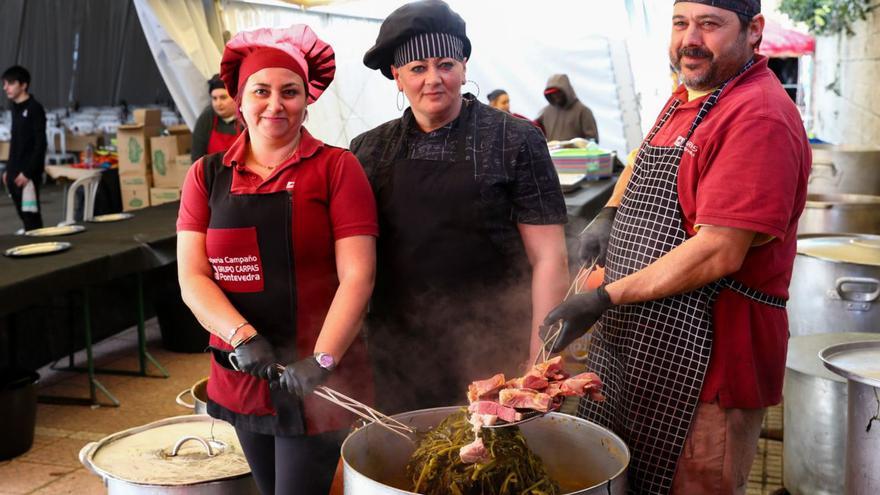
[578,207,617,267]
[231,335,275,378]
[542,286,613,353]
[271,357,332,399]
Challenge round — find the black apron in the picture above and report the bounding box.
[202,154,305,436]
[577,61,786,495]
[368,116,531,414]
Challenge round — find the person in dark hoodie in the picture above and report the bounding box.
[536,73,599,143]
[2,65,46,233]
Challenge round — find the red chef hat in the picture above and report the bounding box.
[220,24,335,104]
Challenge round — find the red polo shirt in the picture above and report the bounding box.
[646,56,811,408]
[177,128,378,433]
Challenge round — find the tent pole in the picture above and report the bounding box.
[14,0,28,63]
[112,0,134,106]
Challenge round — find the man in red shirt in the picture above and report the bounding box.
[544,1,810,494]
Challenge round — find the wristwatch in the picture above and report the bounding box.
[314,352,336,371]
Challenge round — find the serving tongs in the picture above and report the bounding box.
[482,260,599,430]
[271,364,418,443]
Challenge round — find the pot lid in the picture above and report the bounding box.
[820,340,880,388]
[796,235,880,266]
[87,415,250,485]
[787,333,880,381]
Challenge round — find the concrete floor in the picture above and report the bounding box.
[0,318,787,494]
[1,181,65,235]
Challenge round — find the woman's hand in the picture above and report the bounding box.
[231,335,276,378]
[271,357,332,399]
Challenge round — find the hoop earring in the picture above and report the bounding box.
[396,90,405,111]
[465,80,480,99]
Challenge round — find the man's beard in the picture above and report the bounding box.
[671,33,750,90]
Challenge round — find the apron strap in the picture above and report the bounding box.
[721,277,787,308]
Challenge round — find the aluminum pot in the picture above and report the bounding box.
[783,333,880,495]
[809,147,880,196]
[341,406,629,494]
[788,234,880,337]
[798,193,880,235]
[175,377,208,415]
[79,414,258,494]
[821,340,880,495]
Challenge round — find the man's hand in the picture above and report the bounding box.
[578,207,617,266]
[14,173,28,188]
[542,286,613,353]
[271,356,332,399]
[231,334,275,378]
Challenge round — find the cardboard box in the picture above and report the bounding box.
[152,149,192,188]
[133,108,162,127]
[119,171,152,187]
[121,184,150,211]
[0,141,8,161]
[63,132,101,153]
[167,124,192,153]
[118,124,161,175]
[150,187,181,206]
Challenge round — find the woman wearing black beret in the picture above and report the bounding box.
[351,0,569,414]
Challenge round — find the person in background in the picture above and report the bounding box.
[352,0,569,415]
[536,73,599,143]
[177,25,377,494]
[543,1,810,493]
[2,65,46,233]
[190,74,241,162]
[487,88,538,126]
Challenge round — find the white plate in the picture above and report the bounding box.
[4,241,72,257]
[89,213,134,223]
[25,225,86,237]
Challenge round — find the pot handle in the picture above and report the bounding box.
[175,388,195,409]
[78,442,100,475]
[170,435,216,457]
[835,277,880,303]
[804,200,834,209]
[809,161,841,185]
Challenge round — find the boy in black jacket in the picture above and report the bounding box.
[3,65,46,232]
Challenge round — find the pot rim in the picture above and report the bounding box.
[80,414,251,487]
[340,405,631,495]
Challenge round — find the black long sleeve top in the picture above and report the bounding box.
[8,95,47,181]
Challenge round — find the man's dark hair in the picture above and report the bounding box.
[737,13,763,51]
[2,65,30,88]
[487,89,507,103]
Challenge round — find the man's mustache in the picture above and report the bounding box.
[678,46,713,60]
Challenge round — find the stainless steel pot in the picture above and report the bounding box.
[809,147,880,196]
[175,377,208,415]
[798,193,880,235]
[341,406,629,494]
[783,333,880,495]
[787,234,880,337]
[821,340,880,495]
[79,414,258,494]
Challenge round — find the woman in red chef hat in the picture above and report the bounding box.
[176,24,377,494]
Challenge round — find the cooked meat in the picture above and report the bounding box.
[468,400,522,423]
[507,373,550,390]
[459,437,490,464]
[467,373,506,403]
[560,372,603,397]
[498,388,553,412]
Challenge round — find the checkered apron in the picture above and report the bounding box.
[577,60,786,495]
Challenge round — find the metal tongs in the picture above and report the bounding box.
[271,364,418,443]
[482,260,599,430]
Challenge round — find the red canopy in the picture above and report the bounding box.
[759,20,815,58]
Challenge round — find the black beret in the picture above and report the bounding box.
[363,0,471,79]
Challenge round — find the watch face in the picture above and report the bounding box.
[317,353,334,369]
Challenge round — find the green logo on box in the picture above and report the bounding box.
[154,150,166,175]
[131,198,143,207]
[128,137,143,163]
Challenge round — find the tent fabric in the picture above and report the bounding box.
[759,20,815,58]
[133,0,222,129]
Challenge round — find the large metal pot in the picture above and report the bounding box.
[341,406,629,494]
[783,333,880,495]
[798,193,880,235]
[787,234,880,337]
[79,414,258,494]
[821,340,880,495]
[175,377,208,415]
[809,147,880,196]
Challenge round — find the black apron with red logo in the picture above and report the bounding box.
[367,113,531,414]
[577,60,786,495]
[202,153,305,436]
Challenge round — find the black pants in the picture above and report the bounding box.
[5,173,43,231]
[235,427,345,495]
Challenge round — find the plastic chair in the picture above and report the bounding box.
[45,127,77,165]
[59,172,101,225]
